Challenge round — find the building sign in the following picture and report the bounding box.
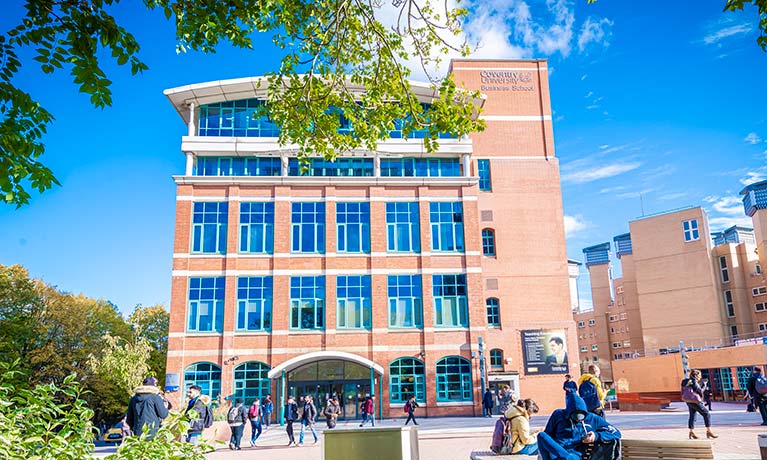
[480,70,535,92]
[521,329,569,375]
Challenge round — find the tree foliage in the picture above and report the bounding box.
[724,0,767,51]
[2,0,484,206]
[88,333,152,398]
[129,304,170,388]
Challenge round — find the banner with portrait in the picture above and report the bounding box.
[521,329,569,375]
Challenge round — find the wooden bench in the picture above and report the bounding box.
[469,450,536,460]
[622,439,713,459]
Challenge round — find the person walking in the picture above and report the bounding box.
[703,384,713,411]
[298,395,318,445]
[283,395,299,447]
[577,364,607,418]
[681,369,717,439]
[227,398,248,450]
[324,397,341,429]
[563,374,578,393]
[404,396,419,425]
[262,395,274,428]
[359,395,375,427]
[747,366,767,425]
[184,385,213,445]
[482,388,495,417]
[247,398,263,447]
[125,376,169,439]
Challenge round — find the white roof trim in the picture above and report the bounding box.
[266,351,384,378]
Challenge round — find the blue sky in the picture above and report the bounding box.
[1,0,765,313]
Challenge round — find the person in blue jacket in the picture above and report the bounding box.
[537,391,621,460]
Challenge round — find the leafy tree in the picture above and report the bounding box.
[2,0,484,206]
[129,304,170,387]
[0,265,46,380]
[724,0,767,51]
[88,333,152,398]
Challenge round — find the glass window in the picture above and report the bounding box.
[184,362,221,401]
[194,157,281,176]
[719,256,729,283]
[683,219,700,242]
[291,202,325,253]
[486,298,500,326]
[489,349,503,369]
[236,277,273,331]
[233,361,271,402]
[290,276,325,330]
[337,202,370,253]
[388,275,423,328]
[482,229,496,256]
[724,290,735,318]
[288,158,374,176]
[430,202,464,252]
[191,202,228,254]
[187,277,225,332]
[239,202,274,253]
[389,358,426,403]
[433,274,468,327]
[386,202,421,252]
[478,159,492,191]
[435,356,472,402]
[337,275,372,329]
[380,157,461,176]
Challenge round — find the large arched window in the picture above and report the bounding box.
[389,358,426,403]
[184,362,222,401]
[233,361,271,403]
[490,349,503,369]
[481,229,496,256]
[435,356,472,402]
[486,298,500,326]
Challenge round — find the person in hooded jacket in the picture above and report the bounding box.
[125,377,169,439]
[537,392,621,460]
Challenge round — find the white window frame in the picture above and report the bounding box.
[578,321,585,328]
[759,323,767,332]
[612,342,621,349]
[756,302,766,312]
[683,219,700,242]
[588,319,596,326]
[719,256,730,283]
[724,290,735,318]
[591,344,598,351]
[753,286,767,296]
[580,346,588,352]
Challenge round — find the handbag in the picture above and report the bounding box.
[681,384,702,403]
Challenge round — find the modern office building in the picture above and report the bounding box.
[163,58,576,418]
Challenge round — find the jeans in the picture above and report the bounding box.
[299,420,317,443]
[286,420,295,444]
[263,412,271,427]
[686,402,711,429]
[757,396,767,423]
[538,432,581,460]
[483,406,493,417]
[360,413,375,426]
[250,419,262,443]
[405,412,417,425]
[230,424,244,449]
[517,442,539,455]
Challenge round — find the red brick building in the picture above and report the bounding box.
[163,59,576,419]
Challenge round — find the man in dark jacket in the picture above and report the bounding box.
[298,395,318,445]
[125,377,169,438]
[537,392,621,460]
[747,367,767,425]
[185,385,213,445]
[482,389,495,417]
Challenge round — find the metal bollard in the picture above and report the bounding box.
[759,433,767,460]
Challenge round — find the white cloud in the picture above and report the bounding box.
[657,192,689,202]
[598,185,627,194]
[564,215,590,237]
[703,23,753,46]
[577,17,614,52]
[704,195,743,215]
[581,74,588,81]
[586,104,599,110]
[741,170,767,186]
[561,162,641,184]
[709,216,753,231]
[584,91,594,98]
[745,132,762,144]
[617,188,654,199]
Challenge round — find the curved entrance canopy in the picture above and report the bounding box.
[267,351,384,379]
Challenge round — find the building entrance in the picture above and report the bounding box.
[286,360,373,421]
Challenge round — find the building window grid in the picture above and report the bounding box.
[720,256,730,283]
[482,229,496,256]
[737,366,752,390]
[336,275,372,329]
[380,157,461,177]
[430,202,465,252]
[592,345,598,351]
[388,275,423,328]
[288,158,374,177]
[239,202,274,254]
[191,202,228,254]
[435,356,472,402]
[291,202,325,253]
[580,346,588,352]
[187,277,225,333]
[754,287,767,296]
[756,302,766,312]
[233,361,271,402]
[759,323,767,332]
[184,362,222,400]
[477,159,492,191]
[433,274,469,328]
[489,349,503,369]
[337,202,371,253]
[588,319,596,326]
[486,298,500,326]
[389,358,426,403]
[683,219,700,242]
[290,276,325,330]
[236,277,273,331]
[724,290,735,318]
[195,156,281,176]
[386,202,421,253]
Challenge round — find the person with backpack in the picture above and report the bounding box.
[577,365,606,418]
[482,388,495,417]
[298,394,318,445]
[184,385,213,445]
[283,395,299,447]
[262,395,274,428]
[125,376,169,439]
[747,366,767,425]
[537,391,621,460]
[248,398,263,447]
[491,399,540,455]
[324,397,341,428]
[404,396,419,425]
[227,398,248,450]
[681,369,717,439]
[359,395,375,427]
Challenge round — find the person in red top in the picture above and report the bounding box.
[359,395,376,427]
